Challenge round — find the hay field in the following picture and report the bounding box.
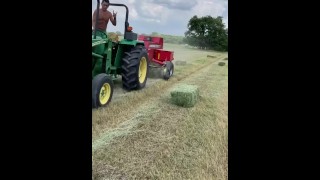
[92,43,228,179]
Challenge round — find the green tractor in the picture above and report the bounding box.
[92,0,149,108]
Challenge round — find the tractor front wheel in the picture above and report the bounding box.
[121,46,149,90]
[92,73,114,108]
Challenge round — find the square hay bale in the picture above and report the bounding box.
[218,62,226,66]
[170,84,199,107]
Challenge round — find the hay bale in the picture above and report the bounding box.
[170,84,199,107]
[224,57,228,60]
[107,32,119,42]
[218,62,226,66]
[175,61,187,66]
[207,55,216,58]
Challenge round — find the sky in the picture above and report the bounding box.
[92,0,228,36]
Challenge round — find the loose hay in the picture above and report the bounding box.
[175,61,187,66]
[107,32,119,42]
[170,84,199,107]
[218,62,226,66]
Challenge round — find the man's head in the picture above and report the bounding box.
[101,0,109,11]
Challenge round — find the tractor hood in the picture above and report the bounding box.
[92,39,107,47]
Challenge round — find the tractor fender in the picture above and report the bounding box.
[119,39,145,47]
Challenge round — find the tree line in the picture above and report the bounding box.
[184,15,228,51]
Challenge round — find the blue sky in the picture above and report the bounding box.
[92,0,228,36]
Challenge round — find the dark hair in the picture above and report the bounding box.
[102,0,109,3]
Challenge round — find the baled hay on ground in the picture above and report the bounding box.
[218,62,226,66]
[170,84,199,107]
[207,55,216,58]
[175,61,187,66]
[224,57,228,60]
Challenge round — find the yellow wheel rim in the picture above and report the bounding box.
[139,57,147,83]
[99,83,111,105]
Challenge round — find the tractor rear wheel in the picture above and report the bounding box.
[121,45,149,90]
[92,73,114,108]
[163,61,174,80]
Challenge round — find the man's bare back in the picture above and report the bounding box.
[92,0,117,31]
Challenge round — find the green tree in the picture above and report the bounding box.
[151,32,160,37]
[161,34,184,44]
[185,15,228,51]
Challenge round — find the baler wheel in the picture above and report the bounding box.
[163,61,174,80]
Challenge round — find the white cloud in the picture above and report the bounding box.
[193,0,227,17]
[139,3,164,18]
[152,0,197,10]
[130,7,138,19]
[141,18,161,23]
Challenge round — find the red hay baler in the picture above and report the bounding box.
[138,35,174,80]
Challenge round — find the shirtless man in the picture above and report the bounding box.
[92,0,117,37]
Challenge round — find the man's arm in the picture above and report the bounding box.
[109,11,117,26]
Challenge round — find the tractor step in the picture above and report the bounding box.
[92,52,104,58]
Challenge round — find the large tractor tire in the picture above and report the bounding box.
[121,45,149,90]
[163,61,174,80]
[92,73,114,108]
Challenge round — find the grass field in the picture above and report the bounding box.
[92,43,228,179]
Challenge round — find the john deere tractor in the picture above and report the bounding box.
[92,0,149,108]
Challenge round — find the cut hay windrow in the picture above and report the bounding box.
[93,104,161,152]
[175,61,187,66]
[93,56,223,140]
[207,55,216,58]
[170,84,199,107]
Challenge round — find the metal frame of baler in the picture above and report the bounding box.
[137,36,174,69]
